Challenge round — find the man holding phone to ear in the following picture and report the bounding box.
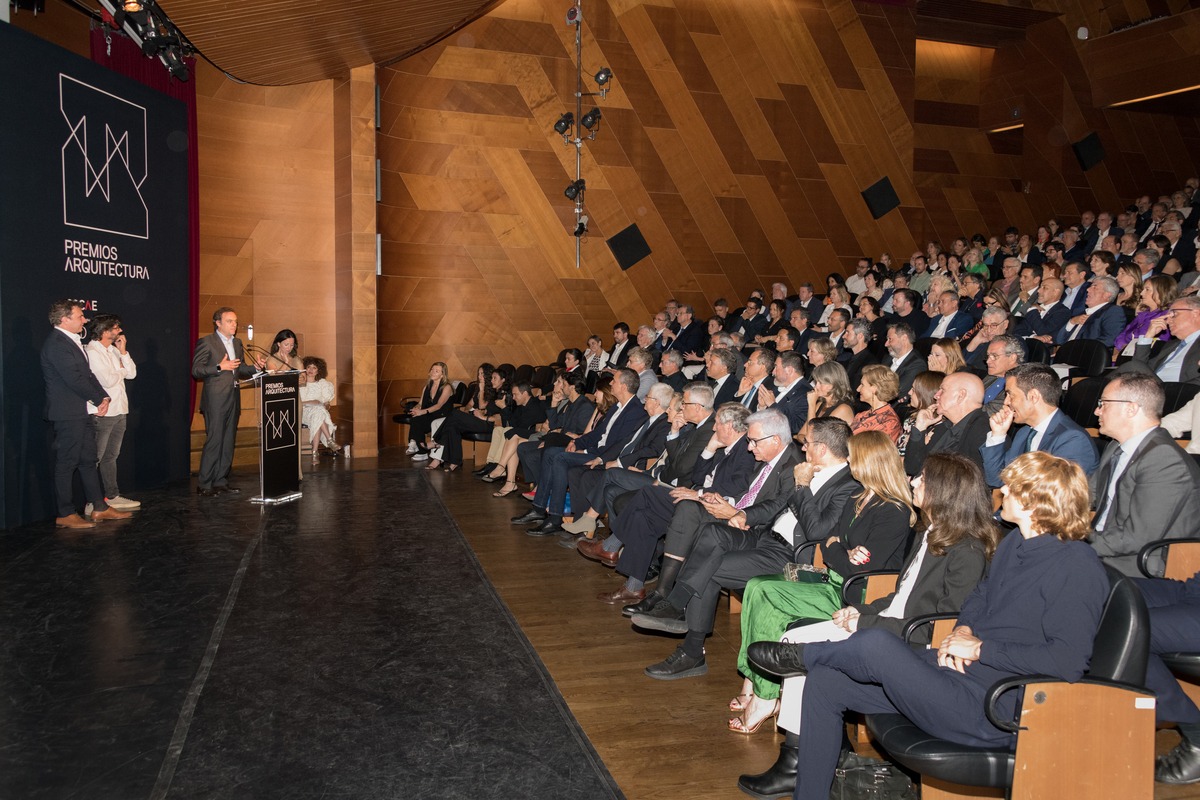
[85,313,140,512]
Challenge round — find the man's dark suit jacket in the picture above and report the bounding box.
[789,296,824,322]
[574,398,649,462]
[841,348,879,390]
[653,415,715,487]
[704,436,759,497]
[734,378,775,412]
[615,413,672,470]
[923,311,974,340]
[660,371,687,393]
[711,374,738,406]
[666,323,705,356]
[853,536,988,644]
[191,332,256,419]
[739,445,803,533]
[770,380,810,435]
[904,407,989,476]
[1167,239,1198,272]
[1053,302,1127,348]
[1014,302,1071,338]
[1090,427,1200,576]
[547,394,596,435]
[42,329,106,420]
[1061,284,1089,316]
[784,465,860,558]
[890,350,928,398]
[1121,336,1200,385]
[609,340,631,369]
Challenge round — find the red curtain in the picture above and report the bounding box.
[90,22,200,408]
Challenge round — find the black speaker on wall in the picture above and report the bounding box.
[861,177,900,220]
[1072,132,1105,172]
[607,224,652,271]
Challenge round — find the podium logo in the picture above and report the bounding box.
[264,399,297,451]
[60,74,149,239]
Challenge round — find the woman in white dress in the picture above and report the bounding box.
[300,356,336,463]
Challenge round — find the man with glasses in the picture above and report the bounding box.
[963,307,1012,369]
[1120,296,1200,385]
[1090,373,1200,576]
[635,412,849,681]
[980,335,1025,411]
[1053,276,1126,348]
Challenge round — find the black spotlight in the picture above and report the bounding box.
[581,108,602,130]
[564,179,586,201]
[553,112,574,135]
[594,67,612,86]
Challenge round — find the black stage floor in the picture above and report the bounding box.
[0,457,622,799]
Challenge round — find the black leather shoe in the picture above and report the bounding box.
[1157,738,1200,784]
[473,463,497,478]
[215,484,241,494]
[737,743,797,799]
[644,646,707,680]
[197,487,219,497]
[747,642,808,678]
[631,601,686,634]
[557,532,582,549]
[526,517,563,537]
[479,473,503,484]
[622,592,663,618]
[511,509,546,525]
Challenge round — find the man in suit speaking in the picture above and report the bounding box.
[42,299,133,528]
[191,307,262,496]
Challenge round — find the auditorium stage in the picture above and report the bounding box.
[2,450,1196,799]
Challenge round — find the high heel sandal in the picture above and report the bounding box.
[425,459,443,471]
[443,463,460,473]
[729,692,753,713]
[492,482,520,498]
[727,699,779,735]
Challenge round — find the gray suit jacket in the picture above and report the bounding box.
[1089,426,1200,576]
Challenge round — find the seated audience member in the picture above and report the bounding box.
[958,273,987,321]
[405,362,454,458]
[752,300,789,348]
[562,348,584,375]
[1137,565,1200,784]
[788,308,816,353]
[993,257,1021,304]
[824,308,851,352]
[804,337,838,379]
[1163,392,1200,454]
[734,348,776,412]
[980,362,1098,487]
[663,304,705,357]
[706,346,740,406]
[798,363,856,445]
[732,297,767,342]
[485,372,575,490]
[582,335,610,375]
[712,298,734,331]
[1054,275,1127,347]
[634,415,846,680]
[791,283,823,321]
[908,253,932,296]
[649,311,671,352]
[85,313,139,511]
[738,453,995,796]
[980,334,1024,410]
[746,451,1110,800]
[1114,274,1176,357]
[658,350,687,392]
[903,371,988,476]
[962,306,1012,369]
[428,364,511,471]
[716,331,747,380]
[883,322,927,397]
[300,356,338,462]
[816,286,853,331]
[1092,247,1118,276]
[267,328,303,371]
[476,381,547,491]
[517,373,604,489]
[923,291,974,340]
[845,259,871,296]
[1090,373,1200,576]
[1117,262,1145,309]
[850,365,902,443]
[511,369,648,535]
[854,296,887,344]
[1118,295,1200,385]
[625,346,657,400]
[838,318,878,391]
[773,326,797,354]
[727,430,914,729]
[633,325,661,371]
[587,402,757,609]
[886,288,930,339]
[1060,261,1090,315]
[758,351,810,435]
[1010,264,1042,317]
[607,322,632,370]
[1018,277,1071,339]
[926,338,966,375]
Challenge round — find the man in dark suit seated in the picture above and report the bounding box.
[838,318,878,391]
[511,369,648,535]
[788,308,817,354]
[886,288,929,339]
[658,350,688,392]
[707,347,740,406]
[1090,373,1200,576]
[979,335,1024,412]
[1118,295,1200,385]
[962,306,1012,369]
[923,291,974,340]
[757,350,809,436]
[734,348,776,411]
[903,371,988,476]
[635,416,856,680]
[884,322,927,398]
[980,363,1098,487]
[662,304,705,359]
[1053,275,1127,348]
[41,299,132,528]
[1060,261,1091,316]
[789,283,823,322]
[1010,264,1042,318]
[1017,277,1072,339]
[732,297,767,343]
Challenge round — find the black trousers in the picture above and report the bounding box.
[436,410,492,466]
[52,416,105,515]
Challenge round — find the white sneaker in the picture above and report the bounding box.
[405,441,419,455]
[84,502,94,516]
[411,452,429,462]
[106,495,142,510]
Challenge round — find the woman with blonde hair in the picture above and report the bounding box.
[926,338,966,375]
[746,451,1109,800]
[817,285,853,329]
[405,361,453,457]
[726,429,914,734]
[806,362,856,425]
[851,365,902,442]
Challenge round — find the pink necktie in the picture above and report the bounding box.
[735,463,773,509]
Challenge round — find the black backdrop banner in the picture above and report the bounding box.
[0,25,192,528]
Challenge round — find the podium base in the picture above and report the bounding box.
[250,491,303,505]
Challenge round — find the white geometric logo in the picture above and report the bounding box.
[264,399,297,452]
[60,73,149,239]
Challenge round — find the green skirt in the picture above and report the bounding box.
[737,570,844,699]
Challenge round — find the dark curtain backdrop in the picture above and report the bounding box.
[89,23,199,409]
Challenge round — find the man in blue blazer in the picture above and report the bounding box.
[40,300,131,528]
[980,363,1098,487]
[1060,261,1091,316]
[1053,276,1127,348]
[758,351,809,435]
[512,368,648,533]
[922,290,974,340]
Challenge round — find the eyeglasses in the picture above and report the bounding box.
[1095,398,1137,409]
[681,401,704,407]
[747,434,778,448]
[1166,308,1200,317]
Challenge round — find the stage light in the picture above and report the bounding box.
[594,67,612,86]
[553,112,574,135]
[574,215,589,238]
[564,179,586,201]
[581,108,602,130]
[566,4,581,25]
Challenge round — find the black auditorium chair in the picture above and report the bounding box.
[513,363,534,385]
[1164,382,1200,417]
[1138,538,1200,722]
[914,337,936,362]
[1061,377,1104,433]
[866,566,1153,800]
[530,365,555,395]
[1023,337,1051,365]
[1053,338,1110,380]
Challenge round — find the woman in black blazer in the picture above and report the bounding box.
[736,453,999,797]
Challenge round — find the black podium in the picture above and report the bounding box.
[244,370,303,504]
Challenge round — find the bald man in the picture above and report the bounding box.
[901,371,989,476]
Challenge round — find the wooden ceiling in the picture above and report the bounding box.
[151,0,500,85]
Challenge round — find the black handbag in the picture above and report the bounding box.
[829,751,916,800]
